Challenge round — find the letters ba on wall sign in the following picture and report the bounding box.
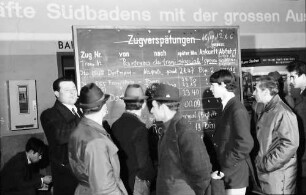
[73,26,241,134]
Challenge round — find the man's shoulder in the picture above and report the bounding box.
[41,101,72,119]
[41,101,59,114]
[3,152,26,169]
[173,116,193,133]
[113,113,144,128]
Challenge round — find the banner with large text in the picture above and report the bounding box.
[1,0,305,36]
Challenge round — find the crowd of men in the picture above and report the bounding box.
[1,60,305,195]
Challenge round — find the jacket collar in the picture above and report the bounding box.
[80,117,109,136]
[164,111,181,131]
[122,112,142,122]
[294,89,306,105]
[223,96,237,112]
[54,100,80,120]
[263,94,280,113]
[302,89,306,97]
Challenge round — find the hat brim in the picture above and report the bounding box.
[121,96,148,100]
[79,94,110,109]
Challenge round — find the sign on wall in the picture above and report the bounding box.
[73,26,241,135]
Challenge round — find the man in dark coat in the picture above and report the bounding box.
[0,137,52,195]
[111,84,155,195]
[146,83,212,195]
[287,60,306,193]
[40,77,81,195]
[209,70,254,195]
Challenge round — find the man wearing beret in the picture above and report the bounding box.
[111,84,155,195]
[146,83,212,195]
[68,83,128,195]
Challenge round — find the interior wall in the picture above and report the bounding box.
[0,41,58,166]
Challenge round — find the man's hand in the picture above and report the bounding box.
[43,175,52,184]
[211,171,224,179]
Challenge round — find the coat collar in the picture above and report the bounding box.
[263,94,281,113]
[223,96,237,112]
[122,112,142,122]
[302,88,306,97]
[80,117,109,136]
[54,100,80,120]
[163,111,181,132]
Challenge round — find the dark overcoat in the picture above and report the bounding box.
[212,97,254,189]
[0,152,42,195]
[156,112,212,195]
[111,112,155,194]
[293,89,306,177]
[40,100,81,195]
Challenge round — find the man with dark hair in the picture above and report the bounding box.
[69,83,127,195]
[286,60,306,193]
[253,75,299,194]
[111,84,155,195]
[40,77,81,195]
[209,69,254,195]
[146,83,212,195]
[0,137,52,195]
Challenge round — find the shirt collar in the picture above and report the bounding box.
[26,153,31,164]
[301,87,306,95]
[62,103,77,113]
[222,93,235,110]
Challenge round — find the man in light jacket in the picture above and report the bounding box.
[253,75,299,194]
[69,83,128,195]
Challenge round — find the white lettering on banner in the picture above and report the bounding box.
[193,9,219,22]
[0,2,304,25]
[160,8,186,22]
[286,9,306,22]
[224,12,280,25]
[0,1,36,18]
[0,1,305,38]
[46,4,151,21]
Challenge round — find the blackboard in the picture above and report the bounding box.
[73,26,241,134]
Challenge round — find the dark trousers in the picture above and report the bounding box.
[51,162,78,195]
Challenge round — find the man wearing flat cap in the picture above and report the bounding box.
[68,83,128,195]
[146,83,212,195]
[111,84,155,195]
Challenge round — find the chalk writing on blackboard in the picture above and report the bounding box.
[73,27,241,134]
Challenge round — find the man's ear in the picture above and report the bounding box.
[27,149,34,155]
[263,88,270,96]
[141,102,146,110]
[54,91,59,98]
[152,100,158,108]
[220,82,226,88]
[160,103,168,112]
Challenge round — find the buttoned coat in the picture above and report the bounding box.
[255,95,299,194]
[293,89,306,176]
[111,112,155,194]
[69,118,128,195]
[213,97,254,189]
[0,152,42,195]
[156,112,212,195]
[40,100,81,195]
